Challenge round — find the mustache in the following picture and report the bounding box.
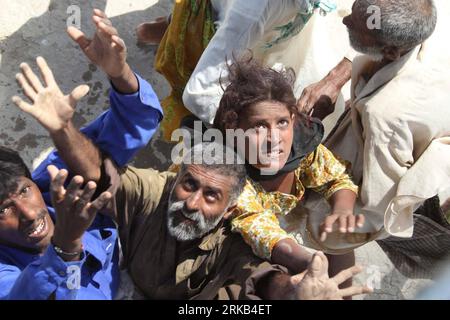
[168,200,204,224]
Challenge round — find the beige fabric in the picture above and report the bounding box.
[321,1,450,247]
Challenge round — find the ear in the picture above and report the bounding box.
[382,46,402,61]
[223,204,238,220]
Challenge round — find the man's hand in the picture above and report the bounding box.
[297,78,340,120]
[297,58,352,120]
[67,9,130,80]
[291,252,372,300]
[48,165,111,261]
[12,57,89,133]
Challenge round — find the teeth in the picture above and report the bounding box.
[31,219,45,236]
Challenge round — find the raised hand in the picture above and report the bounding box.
[48,165,111,261]
[12,56,89,133]
[67,9,128,79]
[291,251,372,300]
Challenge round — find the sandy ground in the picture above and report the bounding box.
[0,0,434,299]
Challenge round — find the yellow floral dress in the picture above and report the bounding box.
[231,144,358,260]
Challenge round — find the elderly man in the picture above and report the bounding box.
[55,136,369,299]
[0,9,163,299]
[306,0,450,264]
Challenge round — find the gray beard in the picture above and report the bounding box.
[349,32,384,62]
[166,192,225,241]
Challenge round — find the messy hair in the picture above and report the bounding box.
[0,146,31,202]
[213,54,299,134]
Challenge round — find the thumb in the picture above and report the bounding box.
[69,85,90,107]
[306,251,328,278]
[67,26,91,50]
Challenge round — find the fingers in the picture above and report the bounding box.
[86,191,112,216]
[73,181,97,213]
[320,214,339,241]
[111,35,126,52]
[356,214,365,228]
[93,8,108,20]
[338,215,347,233]
[67,26,91,50]
[68,84,90,107]
[48,166,68,203]
[11,96,34,114]
[15,74,37,102]
[297,93,311,114]
[339,285,373,298]
[64,175,84,207]
[332,265,363,285]
[36,56,56,87]
[19,62,44,92]
[306,251,328,278]
[347,214,355,232]
[97,20,119,38]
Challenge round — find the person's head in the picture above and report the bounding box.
[343,0,437,61]
[167,142,246,241]
[213,56,299,173]
[0,146,53,253]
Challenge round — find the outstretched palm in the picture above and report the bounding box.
[12,57,89,133]
[292,252,372,300]
[67,9,127,78]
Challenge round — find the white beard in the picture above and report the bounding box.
[166,192,225,241]
[349,32,384,62]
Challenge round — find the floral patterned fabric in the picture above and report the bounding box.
[231,144,358,259]
[154,0,216,141]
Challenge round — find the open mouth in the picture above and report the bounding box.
[26,216,49,241]
[263,149,283,159]
[178,210,196,224]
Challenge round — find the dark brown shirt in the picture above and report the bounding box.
[102,159,286,300]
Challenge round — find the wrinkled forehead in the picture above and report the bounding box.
[179,165,235,192]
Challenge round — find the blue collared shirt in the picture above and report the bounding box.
[0,73,163,300]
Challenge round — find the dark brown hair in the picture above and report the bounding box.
[213,54,298,133]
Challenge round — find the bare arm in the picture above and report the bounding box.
[271,238,313,274]
[258,252,372,300]
[297,58,352,119]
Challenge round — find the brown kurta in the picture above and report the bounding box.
[102,159,286,300]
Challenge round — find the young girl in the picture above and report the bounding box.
[213,57,364,281]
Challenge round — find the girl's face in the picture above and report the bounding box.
[237,101,295,173]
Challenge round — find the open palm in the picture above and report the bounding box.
[12,57,89,133]
[67,9,127,78]
[292,252,372,300]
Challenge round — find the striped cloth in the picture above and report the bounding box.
[377,196,450,279]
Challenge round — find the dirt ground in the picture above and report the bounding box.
[0,0,434,299]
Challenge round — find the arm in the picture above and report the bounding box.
[12,57,101,181]
[297,58,352,119]
[230,182,313,273]
[300,144,362,240]
[257,251,372,300]
[0,248,86,300]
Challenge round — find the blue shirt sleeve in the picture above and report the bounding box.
[0,245,86,300]
[32,72,163,195]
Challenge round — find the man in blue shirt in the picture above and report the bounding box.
[0,9,163,300]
